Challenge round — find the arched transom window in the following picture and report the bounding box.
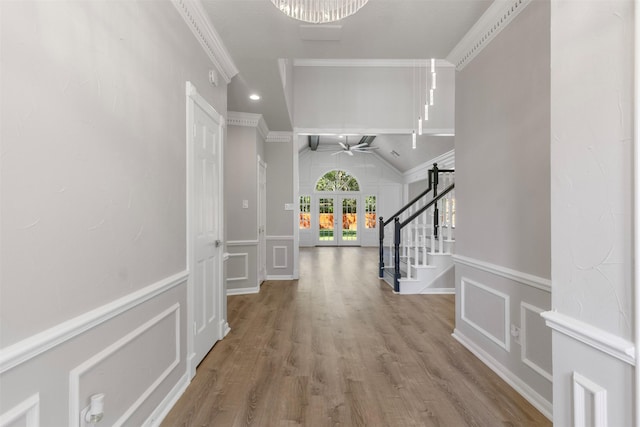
[315,170,360,192]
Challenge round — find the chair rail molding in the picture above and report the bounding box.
[453,254,551,292]
[541,311,635,366]
[171,0,238,83]
[0,271,188,374]
[446,0,533,71]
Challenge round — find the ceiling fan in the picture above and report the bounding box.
[331,136,379,156]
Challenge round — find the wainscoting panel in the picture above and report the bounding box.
[573,372,607,427]
[69,304,180,427]
[272,246,288,269]
[0,275,188,426]
[521,302,552,381]
[227,253,249,282]
[545,315,634,426]
[461,277,510,351]
[0,394,39,427]
[225,243,258,294]
[266,237,294,279]
[454,258,552,419]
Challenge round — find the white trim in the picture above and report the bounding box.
[293,58,455,68]
[69,304,181,427]
[0,271,187,374]
[573,372,608,427]
[292,131,300,279]
[404,149,455,184]
[143,373,189,427]
[418,288,456,295]
[266,235,294,241]
[227,286,260,296]
[266,131,293,143]
[227,112,269,140]
[461,277,510,352]
[226,253,249,282]
[520,302,553,382]
[294,127,454,137]
[266,275,295,281]
[226,240,259,246]
[272,246,288,269]
[170,0,238,83]
[541,311,635,366]
[453,254,551,292]
[446,0,533,71]
[452,329,552,420]
[0,393,40,427]
[634,1,640,423]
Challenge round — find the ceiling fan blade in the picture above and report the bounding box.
[338,142,348,150]
[350,142,369,150]
[346,150,354,156]
[354,146,379,151]
[331,150,344,156]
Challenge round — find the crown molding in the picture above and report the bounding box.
[266,131,293,143]
[227,112,269,139]
[446,0,532,71]
[293,59,455,68]
[171,0,239,83]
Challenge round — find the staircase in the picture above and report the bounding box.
[379,164,455,294]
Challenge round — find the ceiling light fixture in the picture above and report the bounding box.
[249,94,261,101]
[270,0,369,24]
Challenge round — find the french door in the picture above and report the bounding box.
[316,195,360,246]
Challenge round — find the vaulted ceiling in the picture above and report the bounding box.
[200,0,493,171]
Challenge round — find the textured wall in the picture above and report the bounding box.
[550,0,633,339]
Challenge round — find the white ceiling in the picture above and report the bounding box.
[200,0,491,170]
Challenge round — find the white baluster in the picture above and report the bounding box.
[430,204,435,254]
[422,208,428,265]
[439,197,444,254]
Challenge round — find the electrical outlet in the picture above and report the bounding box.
[510,324,521,344]
[242,200,248,209]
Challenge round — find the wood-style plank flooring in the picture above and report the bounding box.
[162,247,551,426]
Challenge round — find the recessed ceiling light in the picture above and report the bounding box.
[339,135,344,139]
[249,94,260,101]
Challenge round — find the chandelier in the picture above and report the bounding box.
[270,0,369,24]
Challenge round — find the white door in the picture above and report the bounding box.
[315,195,360,246]
[258,158,267,284]
[188,83,224,373]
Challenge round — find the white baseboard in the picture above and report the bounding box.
[420,288,455,295]
[144,373,189,427]
[452,329,552,420]
[266,275,295,281]
[227,286,259,296]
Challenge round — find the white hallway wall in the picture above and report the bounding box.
[0,1,228,425]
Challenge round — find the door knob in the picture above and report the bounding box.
[215,240,222,247]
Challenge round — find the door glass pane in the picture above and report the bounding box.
[365,195,376,228]
[342,198,357,241]
[318,197,334,241]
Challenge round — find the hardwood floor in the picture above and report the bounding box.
[162,247,551,426]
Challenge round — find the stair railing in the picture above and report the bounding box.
[378,163,455,292]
